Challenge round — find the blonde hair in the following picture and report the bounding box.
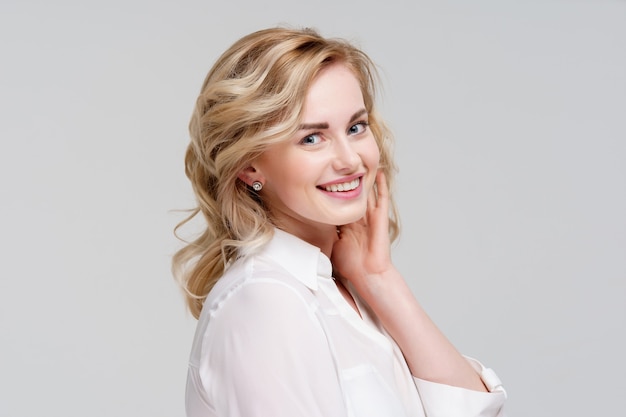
[173,27,399,318]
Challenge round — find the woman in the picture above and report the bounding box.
[173,27,507,417]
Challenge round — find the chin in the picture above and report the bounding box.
[334,210,367,226]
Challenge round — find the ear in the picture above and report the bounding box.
[237,165,264,187]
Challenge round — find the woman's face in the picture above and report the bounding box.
[251,63,380,238]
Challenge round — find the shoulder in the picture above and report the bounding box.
[201,254,317,323]
[189,255,346,417]
[188,248,325,369]
[193,254,325,361]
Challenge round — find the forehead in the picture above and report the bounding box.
[301,63,365,120]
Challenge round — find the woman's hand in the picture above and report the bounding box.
[331,170,395,291]
[332,170,489,393]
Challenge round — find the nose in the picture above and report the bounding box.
[332,136,360,173]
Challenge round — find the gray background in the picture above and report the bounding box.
[1,1,624,416]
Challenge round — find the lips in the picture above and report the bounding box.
[318,176,361,192]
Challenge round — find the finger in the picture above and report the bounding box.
[375,170,389,213]
[367,181,377,213]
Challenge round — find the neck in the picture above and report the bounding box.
[275,221,338,258]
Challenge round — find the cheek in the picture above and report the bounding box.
[267,159,320,203]
[280,159,315,186]
[366,138,381,168]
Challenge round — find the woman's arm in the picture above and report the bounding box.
[201,280,347,417]
[331,171,487,391]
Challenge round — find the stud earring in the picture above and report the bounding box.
[252,181,263,191]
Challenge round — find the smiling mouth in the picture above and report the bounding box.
[319,177,361,192]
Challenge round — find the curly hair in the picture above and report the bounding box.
[173,27,399,318]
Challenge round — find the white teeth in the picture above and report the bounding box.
[324,178,360,192]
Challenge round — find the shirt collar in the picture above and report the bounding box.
[258,228,333,291]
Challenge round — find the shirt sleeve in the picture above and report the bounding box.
[198,280,347,417]
[413,356,507,417]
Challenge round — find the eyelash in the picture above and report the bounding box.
[298,121,369,145]
[299,133,322,145]
[349,121,369,135]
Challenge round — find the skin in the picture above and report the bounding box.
[242,63,379,256]
[243,63,488,392]
[333,171,487,391]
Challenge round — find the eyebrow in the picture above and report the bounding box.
[298,108,368,130]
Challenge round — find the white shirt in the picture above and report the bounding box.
[186,229,506,417]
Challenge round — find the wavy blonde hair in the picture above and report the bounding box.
[173,27,399,318]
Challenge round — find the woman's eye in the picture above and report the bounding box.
[299,133,322,145]
[348,121,369,135]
